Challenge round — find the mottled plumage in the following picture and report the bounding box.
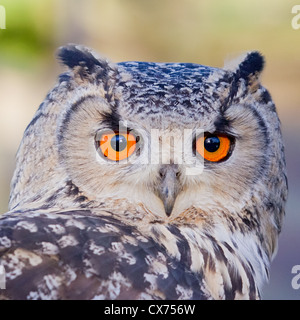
[0,45,287,300]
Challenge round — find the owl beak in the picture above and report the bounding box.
[157,165,181,217]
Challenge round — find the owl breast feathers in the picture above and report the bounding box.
[0,45,287,300]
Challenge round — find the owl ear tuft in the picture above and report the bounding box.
[224,51,265,81]
[57,44,114,83]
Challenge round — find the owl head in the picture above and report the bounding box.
[9,45,287,263]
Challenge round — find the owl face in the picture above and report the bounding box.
[47,47,284,228]
[9,46,287,247]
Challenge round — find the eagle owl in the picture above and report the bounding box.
[0,45,287,300]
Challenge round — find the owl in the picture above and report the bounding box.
[0,45,287,300]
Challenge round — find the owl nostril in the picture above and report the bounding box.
[159,165,180,180]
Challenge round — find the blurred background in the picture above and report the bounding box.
[0,0,299,299]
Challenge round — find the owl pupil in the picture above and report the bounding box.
[204,136,220,152]
[111,134,127,152]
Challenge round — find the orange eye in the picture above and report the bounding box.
[196,133,231,162]
[98,132,137,161]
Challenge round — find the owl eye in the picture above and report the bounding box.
[98,131,137,161]
[196,133,232,162]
